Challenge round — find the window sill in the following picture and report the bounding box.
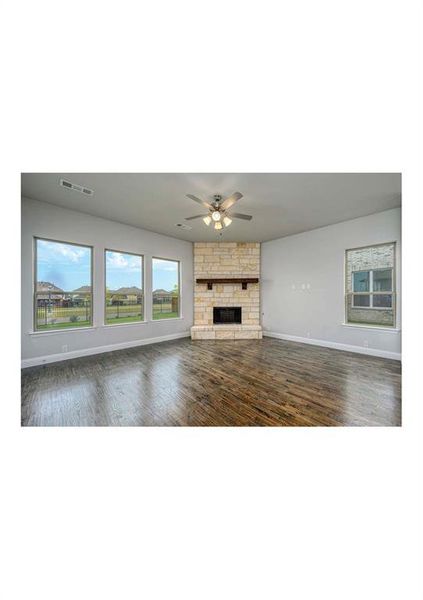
[29,326,97,336]
[341,323,401,333]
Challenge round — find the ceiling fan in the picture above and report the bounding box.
[185,192,252,230]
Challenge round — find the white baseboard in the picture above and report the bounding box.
[21,331,191,368]
[21,330,401,367]
[263,331,401,361]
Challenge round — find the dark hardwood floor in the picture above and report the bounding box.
[21,337,401,426]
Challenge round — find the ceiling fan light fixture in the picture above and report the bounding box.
[186,191,251,230]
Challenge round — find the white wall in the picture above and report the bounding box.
[22,198,193,365]
[261,208,401,359]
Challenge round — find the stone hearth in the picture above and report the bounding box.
[191,242,262,340]
[191,324,262,340]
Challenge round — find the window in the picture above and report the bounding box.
[34,238,92,331]
[105,250,144,324]
[152,258,180,320]
[351,268,393,308]
[352,294,370,307]
[373,268,392,291]
[345,243,396,327]
[353,271,369,292]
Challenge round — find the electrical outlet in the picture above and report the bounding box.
[62,344,68,353]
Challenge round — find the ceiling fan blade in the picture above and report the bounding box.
[230,212,253,221]
[186,194,214,210]
[220,191,243,211]
[185,215,205,221]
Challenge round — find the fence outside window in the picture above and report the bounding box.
[35,291,92,330]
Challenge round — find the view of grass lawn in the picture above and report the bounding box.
[106,310,179,323]
[37,320,91,330]
[36,301,178,329]
[38,306,91,318]
[105,303,143,324]
[152,301,179,320]
[36,303,92,330]
[106,315,143,325]
[153,311,179,320]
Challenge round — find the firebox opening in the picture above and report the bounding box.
[213,307,242,325]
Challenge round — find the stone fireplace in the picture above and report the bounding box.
[191,242,262,340]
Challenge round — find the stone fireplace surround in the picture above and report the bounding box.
[191,242,262,340]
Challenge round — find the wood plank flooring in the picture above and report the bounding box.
[21,337,401,426]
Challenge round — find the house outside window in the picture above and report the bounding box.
[345,242,396,327]
[34,238,93,331]
[152,258,180,319]
[105,250,144,325]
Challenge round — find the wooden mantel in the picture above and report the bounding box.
[196,277,259,290]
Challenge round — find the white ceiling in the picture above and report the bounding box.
[21,173,401,243]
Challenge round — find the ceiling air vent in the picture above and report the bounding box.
[175,223,192,230]
[60,179,94,196]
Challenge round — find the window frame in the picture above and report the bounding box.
[104,248,145,326]
[351,267,394,309]
[33,236,94,332]
[344,241,397,329]
[151,256,181,321]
